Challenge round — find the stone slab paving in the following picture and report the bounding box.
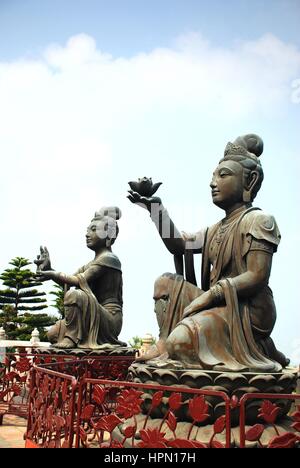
[0,415,27,448]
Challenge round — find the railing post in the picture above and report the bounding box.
[30,328,40,345]
[0,327,7,340]
[0,330,7,426]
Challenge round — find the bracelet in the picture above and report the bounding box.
[57,272,69,283]
[210,282,224,305]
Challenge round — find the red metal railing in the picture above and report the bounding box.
[26,365,78,448]
[3,355,297,449]
[239,392,300,448]
[0,351,135,424]
[25,357,137,448]
[75,377,232,448]
[0,352,56,423]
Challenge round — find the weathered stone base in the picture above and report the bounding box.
[128,363,298,425]
[33,345,137,357]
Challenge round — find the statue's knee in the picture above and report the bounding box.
[64,289,84,306]
[47,322,60,344]
[47,319,66,344]
[166,325,192,356]
[64,290,86,321]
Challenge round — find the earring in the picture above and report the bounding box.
[243,189,251,203]
[106,238,111,248]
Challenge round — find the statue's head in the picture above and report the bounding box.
[86,206,121,251]
[153,272,185,312]
[211,134,264,210]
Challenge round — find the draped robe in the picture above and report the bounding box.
[49,251,126,349]
[158,207,282,372]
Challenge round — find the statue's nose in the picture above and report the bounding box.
[210,179,217,189]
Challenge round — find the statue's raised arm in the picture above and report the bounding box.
[127,177,205,285]
[127,177,186,256]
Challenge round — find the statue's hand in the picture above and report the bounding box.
[34,246,52,272]
[127,190,161,211]
[35,270,55,282]
[182,291,212,318]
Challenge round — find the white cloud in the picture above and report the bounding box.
[44,34,107,68]
[0,32,299,355]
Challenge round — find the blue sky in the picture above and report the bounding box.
[1,0,300,58]
[0,0,299,363]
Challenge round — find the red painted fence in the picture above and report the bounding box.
[24,360,300,449]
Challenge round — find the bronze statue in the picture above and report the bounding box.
[35,207,126,349]
[128,134,289,372]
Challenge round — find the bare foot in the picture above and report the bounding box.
[147,357,184,369]
[135,339,167,362]
[55,337,75,349]
[78,343,117,350]
[135,344,161,362]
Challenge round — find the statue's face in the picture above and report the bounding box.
[210,160,244,209]
[86,220,106,250]
[153,277,170,302]
[153,277,170,328]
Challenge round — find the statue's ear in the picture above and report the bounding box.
[243,170,259,203]
[248,170,259,194]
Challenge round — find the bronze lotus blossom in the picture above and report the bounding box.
[128,177,162,197]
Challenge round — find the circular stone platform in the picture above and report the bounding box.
[33,345,137,357]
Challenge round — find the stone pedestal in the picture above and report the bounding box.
[33,345,137,357]
[32,346,137,381]
[128,362,298,426]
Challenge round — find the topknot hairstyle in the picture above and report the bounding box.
[91,206,121,245]
[219,134,264,201]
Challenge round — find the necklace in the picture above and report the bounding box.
[215,219,236,244]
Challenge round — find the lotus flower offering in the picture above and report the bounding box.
[128,177,162,197]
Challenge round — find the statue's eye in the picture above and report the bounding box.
[219,171,230,178]
[160,295,169,301]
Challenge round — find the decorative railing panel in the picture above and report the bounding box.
[0,352,46,422]
[26,366,77,448]
[239,393,300,448]
[0,351,135,424]
[1,356,296,449]
[75,378,232,448]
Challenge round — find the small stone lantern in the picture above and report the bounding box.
[30,328,40,345]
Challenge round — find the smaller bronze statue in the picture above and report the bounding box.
[35,207,126,350]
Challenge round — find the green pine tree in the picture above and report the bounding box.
[50,284,65,319]
[0,257,56,340]
[0,305,23,339]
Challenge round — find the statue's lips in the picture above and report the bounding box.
[211,191,220,196]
